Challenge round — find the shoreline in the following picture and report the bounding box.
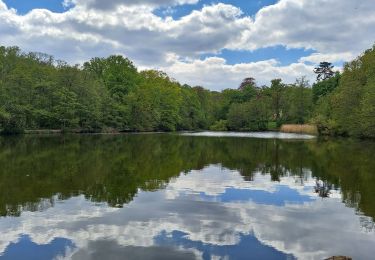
[18,124,318,136]
[2,127,318,136]
[2,126,372,140]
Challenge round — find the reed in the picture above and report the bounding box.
[280,124,318,135]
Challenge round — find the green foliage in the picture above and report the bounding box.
[268,78,285,126]
[84,55,138,97]
[178,86,206,130]
[312,72,340,103]
[1,44,374,138]
[210,120,228,131]
[0,45,318,135]
[311,94,338,135]
[359,83,375,138]
[283,78,313,124]
[313,45,375,138]
[227,95,271,131]
[267,121,278,130]
[227,102,248,130]
[0,47,208,133]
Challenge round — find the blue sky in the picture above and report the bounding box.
[1,235,75,260]
[0,0,372,90]
[4,0,278,16]
[155,230,295,260]
[198,185,314,206]
[3,0,67,13]
[154,0,278,19]
[202,47,315,66]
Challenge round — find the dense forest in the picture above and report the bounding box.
[0,44,374,137]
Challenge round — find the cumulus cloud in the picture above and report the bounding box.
[0,2,250,65]
[238,0,375,54]
[63,0,199,10]
[0,0,374,89]
[161,56,315,90]
[299,52,355,64]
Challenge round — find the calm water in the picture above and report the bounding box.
[0,133,374,260]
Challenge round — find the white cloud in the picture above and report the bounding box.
[238,0,375,54]
[63,0,199,10]
[299,52,355,64]
[0,0,374,89]
[161,56,315,90]
[0,0,6,10]
[0,2,250,66]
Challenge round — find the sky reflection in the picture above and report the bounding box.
[180,131,316,139]
[0,165,374,260]
[1,235,74,260]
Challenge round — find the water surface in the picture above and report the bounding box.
[0,134,374,260]
[181,131,316,139]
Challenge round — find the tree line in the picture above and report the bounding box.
[0,45,374,137]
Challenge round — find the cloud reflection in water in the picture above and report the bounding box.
[0,165,374,260]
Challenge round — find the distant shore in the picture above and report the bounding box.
[10,125,319,136]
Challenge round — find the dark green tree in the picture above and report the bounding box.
[269,79,285,126]
[314,62,335,81]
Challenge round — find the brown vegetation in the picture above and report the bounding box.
[280,124,318,135]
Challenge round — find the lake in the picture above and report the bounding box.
[0,133,374,260]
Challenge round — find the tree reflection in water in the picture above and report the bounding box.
[0,134,374,259]
[314,180,334,198]
[0,134,374,223]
